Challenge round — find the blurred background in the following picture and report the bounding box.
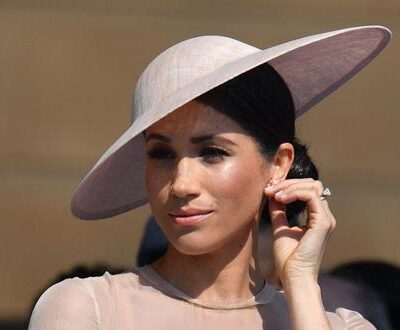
[1,0,399,327]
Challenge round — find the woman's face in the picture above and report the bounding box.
[145,100,272,255]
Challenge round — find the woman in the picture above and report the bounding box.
[29,26,391,329]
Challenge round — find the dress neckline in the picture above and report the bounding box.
[137,265,276,310]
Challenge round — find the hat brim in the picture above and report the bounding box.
[71,25,391,220]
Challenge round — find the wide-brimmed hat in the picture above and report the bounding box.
[71,25,391,220]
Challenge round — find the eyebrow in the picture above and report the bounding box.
[145,133,237,146]
[190,135,237,146]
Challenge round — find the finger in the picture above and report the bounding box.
[267,180,336,234]
[268,197,289,234]
[264,178,315,195]
[316,197,337,233]
[275,189,335,236]
[266,180,324,198]
[320,198,331,215]
[322,205,337,234]
[269,180,329,217]
[273,187,325,215]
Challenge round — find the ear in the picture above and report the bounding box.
[268,143,294,183]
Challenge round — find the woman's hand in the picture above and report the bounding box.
[264,178,336,284]
[264,178,336,329]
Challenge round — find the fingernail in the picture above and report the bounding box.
[264,186,273,192]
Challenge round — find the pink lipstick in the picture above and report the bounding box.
[168,208,213,226]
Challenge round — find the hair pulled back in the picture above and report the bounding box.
[196,63,318,226]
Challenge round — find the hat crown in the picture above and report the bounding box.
[131,35,259,121]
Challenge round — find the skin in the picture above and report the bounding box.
[145,100,336,329]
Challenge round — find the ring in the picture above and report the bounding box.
[320,187,332,201]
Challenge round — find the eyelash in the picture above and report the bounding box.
[147,146,230,163]
[147,148,175,160]
[200,147,229,161]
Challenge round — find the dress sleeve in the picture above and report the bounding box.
[327,308,377,329]
[28,278,99,330]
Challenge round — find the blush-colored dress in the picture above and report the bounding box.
[29,266,376,329]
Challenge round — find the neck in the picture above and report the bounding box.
[152,221,265,304]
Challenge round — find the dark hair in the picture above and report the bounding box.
[197,63,318,226]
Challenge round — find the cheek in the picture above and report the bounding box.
[145,163,170,203]
[208,159,267,210]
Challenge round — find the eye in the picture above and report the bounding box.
[147,147,175,160]
[200,147,229,163]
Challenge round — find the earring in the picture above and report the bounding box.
[266,179,278,188]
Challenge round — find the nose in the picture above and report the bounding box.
[169,157,201,199]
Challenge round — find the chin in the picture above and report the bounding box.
[168,231,221,256]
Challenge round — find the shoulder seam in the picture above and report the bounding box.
[105,272,119,330]
[77,279,101,329]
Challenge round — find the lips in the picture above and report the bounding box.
[168,208,214,226]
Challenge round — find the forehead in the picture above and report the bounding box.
[147,100,245,136]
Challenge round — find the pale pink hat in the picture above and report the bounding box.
[71,25,391,220]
